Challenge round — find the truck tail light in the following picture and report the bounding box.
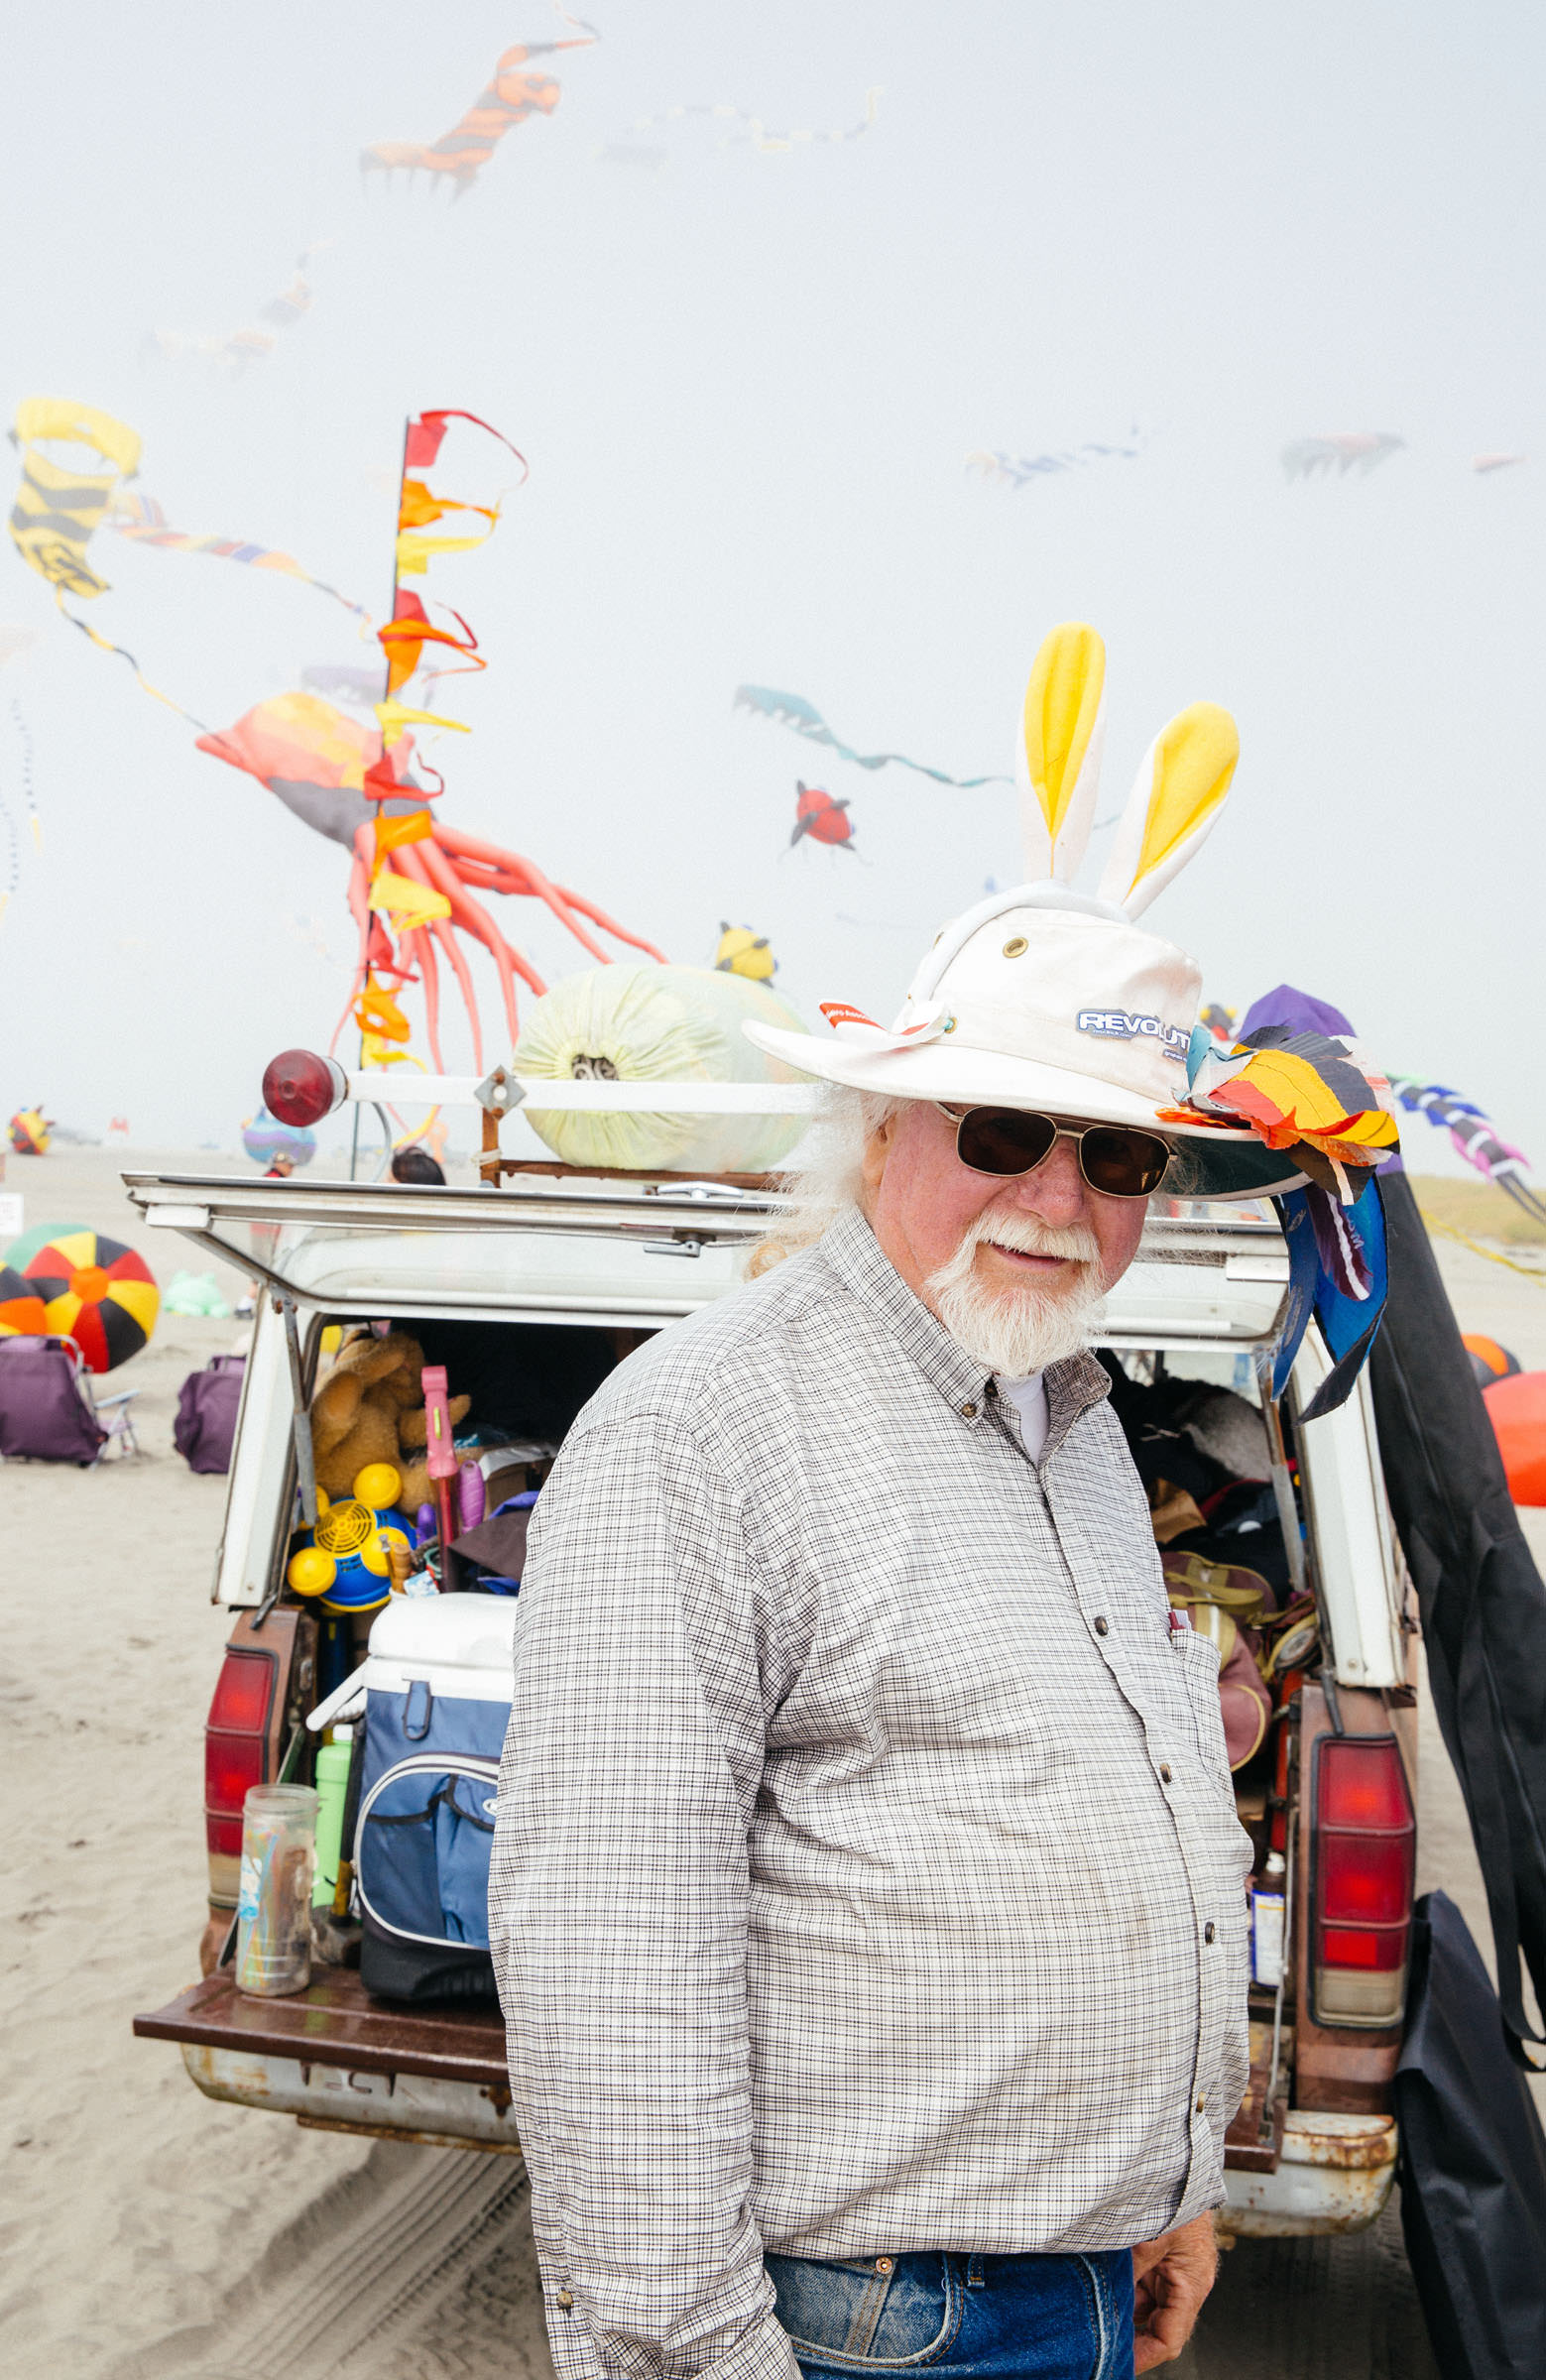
[1312,1734,1416,2027]
[204,1648,278,1901]
[262,1047,347,1129]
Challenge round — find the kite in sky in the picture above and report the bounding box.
[789,781,855,853]
[1474,453,1527,474]
[147,245,327,370]
[735,684,1011,787]
[6,397,200,723]
[966,430,1144,489]
[199,409,664,1076]
[108,493,371,623]
[600,85,881,166]
[714,922,777,979]
[363,25,596,188]
[1281,432,1405,480]
[1389,1075,1546,1226]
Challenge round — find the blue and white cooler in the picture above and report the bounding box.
[308,1596,517,2004]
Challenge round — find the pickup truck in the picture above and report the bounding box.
[129,1151,1417,2239]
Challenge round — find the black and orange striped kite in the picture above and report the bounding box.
[363,25,597,189]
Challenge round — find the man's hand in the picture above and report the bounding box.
[1131,2212,1218,2371]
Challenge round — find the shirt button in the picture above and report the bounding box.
[1204,1922,1217,1944]
[960,1401,978,1419]
[1195,2096,1206,2114]
[1158,1763,1173,1784]
[1094,1616,1110,1636]
[556,2290,574,2310]
[875,2257,894,2274]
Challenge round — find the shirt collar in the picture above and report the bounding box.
[816,1208,1113,1442]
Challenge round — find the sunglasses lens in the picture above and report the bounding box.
[1079,1127,1171,1198]
[955,1109,1058,1176]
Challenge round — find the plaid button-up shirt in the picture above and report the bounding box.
[492,1209,1252,2380]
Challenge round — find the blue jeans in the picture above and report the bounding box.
[766,2248,1134,2380]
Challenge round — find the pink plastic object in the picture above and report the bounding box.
[420,1366,457,1480]
[420,1363,459,1564]
[457,1460,486,1531]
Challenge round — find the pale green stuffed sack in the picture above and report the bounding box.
[515,965,810,1173]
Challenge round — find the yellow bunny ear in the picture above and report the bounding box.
[1095,700,1239,918]
[1016,622,1106,882]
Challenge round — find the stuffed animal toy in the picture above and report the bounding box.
[309,1330,469,1510]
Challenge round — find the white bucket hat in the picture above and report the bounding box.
[744,623,1309,1201]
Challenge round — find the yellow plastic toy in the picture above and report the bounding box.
[287,1465,409,1612]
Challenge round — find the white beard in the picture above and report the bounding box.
[925,1208,1108,1378]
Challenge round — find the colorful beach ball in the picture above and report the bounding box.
[22,1232,160,1372]
[0,1265,48,1338]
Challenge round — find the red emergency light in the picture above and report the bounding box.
[1311,1734,1416,2027]
[262,1048,348,1130]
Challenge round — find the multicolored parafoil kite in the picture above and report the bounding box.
[736,685,1011,788]
[966,430,1144,490]
[714,922,776,979]
[1473,453,1527,475]
[1389,1076,1546,1226]
[1281,432,1405,481]
[22,1230,159,1372]
[790,781,855,852]
[363,26,596,188]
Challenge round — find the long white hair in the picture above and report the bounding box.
[746,1085,903,1277]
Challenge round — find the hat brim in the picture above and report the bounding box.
[743,1020,1307,1204]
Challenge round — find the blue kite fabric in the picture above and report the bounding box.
[734,684,1011,787]
[1271,1175,1389,1420]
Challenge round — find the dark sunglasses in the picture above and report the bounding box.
[938,1104,1173,1199]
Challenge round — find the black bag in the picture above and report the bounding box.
[1368,1173,1546,2060]
[173,1354,246,1475]
[1395,1892,1546,2377]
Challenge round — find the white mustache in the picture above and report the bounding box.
[960,1210,1101,1265]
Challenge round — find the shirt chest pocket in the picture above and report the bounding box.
[1168,1627,1237,1791]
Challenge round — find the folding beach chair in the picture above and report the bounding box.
[0,1335,141,1464]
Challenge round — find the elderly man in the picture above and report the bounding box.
[492,679,1290,2380]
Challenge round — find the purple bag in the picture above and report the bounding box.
[174,1354,246,1476]
[0,1339,108,1464]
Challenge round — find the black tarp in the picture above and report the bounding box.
[1395,1892,1546,2378]
[1368,1171,1546,2061]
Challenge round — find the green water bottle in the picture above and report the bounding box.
[312,1728,354,1909]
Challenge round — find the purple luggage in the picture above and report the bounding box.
[0,1338,108,1464]
[174,1353,246,1475]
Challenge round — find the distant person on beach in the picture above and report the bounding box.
[390,1146,446,1185]
[263,1151,295,1180]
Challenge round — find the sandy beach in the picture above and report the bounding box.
[1,1146,1542,2379]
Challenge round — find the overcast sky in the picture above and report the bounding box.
[1,0,1542,1171]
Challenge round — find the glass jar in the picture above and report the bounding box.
[235,1784,319,1997]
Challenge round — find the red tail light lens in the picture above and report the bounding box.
[207,1649,275,1735]
[205,1647,278,1903]
[262,1048,347,1129]
[205,1732,267,1819]
[1313,1733,1416,2027]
